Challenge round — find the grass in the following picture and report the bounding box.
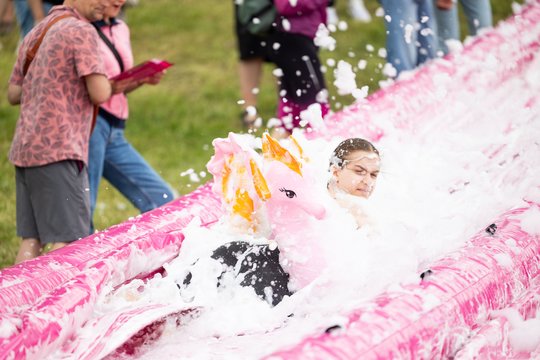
[0,0,518,268]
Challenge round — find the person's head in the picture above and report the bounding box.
[103,0,126,20]
[67,0,110,22]
[329,138,380,198]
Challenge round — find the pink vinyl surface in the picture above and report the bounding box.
[264,207,540,359]
[1,2,540,359]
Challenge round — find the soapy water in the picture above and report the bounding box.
[49,52,540,359]
[48,7,540,358]
[144,77,540,359]
[59,93,539,359]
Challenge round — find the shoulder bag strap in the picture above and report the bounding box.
[91,22,125,73]
[90,22,126,133]
[23,13,73,76]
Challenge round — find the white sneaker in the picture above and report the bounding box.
[326,6,339,26]
[349,0,371,22]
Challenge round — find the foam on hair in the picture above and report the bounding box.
[330,138,379,168]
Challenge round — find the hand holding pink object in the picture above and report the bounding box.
[110,59,172,82]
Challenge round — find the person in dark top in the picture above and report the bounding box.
[233,0,268,130]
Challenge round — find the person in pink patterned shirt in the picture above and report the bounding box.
[7,0,112,264]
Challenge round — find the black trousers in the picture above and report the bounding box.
[266,31,326,106]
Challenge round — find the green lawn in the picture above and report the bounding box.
[0,0,518,268]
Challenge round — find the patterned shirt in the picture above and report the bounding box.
[9,6,105,167]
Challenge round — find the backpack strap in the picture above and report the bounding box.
[23,14,73,76]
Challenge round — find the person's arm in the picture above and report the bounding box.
[140,70,165,86]
[27,0,46,23]
[85,73,112,104]
[436,0,454,10]
[7,83,22,105]
[110,77,140,94]
[110,70,165,94]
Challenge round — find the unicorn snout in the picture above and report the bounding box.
[310,204,326,220]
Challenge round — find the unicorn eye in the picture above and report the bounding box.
[279,188,296,198]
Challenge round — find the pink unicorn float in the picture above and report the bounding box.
[205,132,327,298]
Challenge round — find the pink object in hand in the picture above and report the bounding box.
[111,59,173,82]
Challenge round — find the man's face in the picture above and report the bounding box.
[73,0,110,22]
[333,150,380,198]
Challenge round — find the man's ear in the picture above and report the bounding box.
[330,165,340,179]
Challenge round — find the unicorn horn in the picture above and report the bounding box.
[262,133,302,176]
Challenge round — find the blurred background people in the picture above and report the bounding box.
[13,0,62,38]
[233,0,267,130]
[433,0,492,55]
[379,0,438,77]
[268,0,330,135]
[0,0,15,35]
[327,0,371,25]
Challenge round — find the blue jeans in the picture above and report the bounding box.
[13,0,54,37]
[434,0,493,55]
[380,0,437,76]
[88,115,174,228]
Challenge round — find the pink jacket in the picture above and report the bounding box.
[274,0,328,39]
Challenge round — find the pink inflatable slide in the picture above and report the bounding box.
[1,2,540,359]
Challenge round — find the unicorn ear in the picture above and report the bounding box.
[262,133,303,176]
[250,159,271,201]
[289,135,309,162]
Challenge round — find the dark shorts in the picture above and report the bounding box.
[234,4,268,60]
[15,160,91,245]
